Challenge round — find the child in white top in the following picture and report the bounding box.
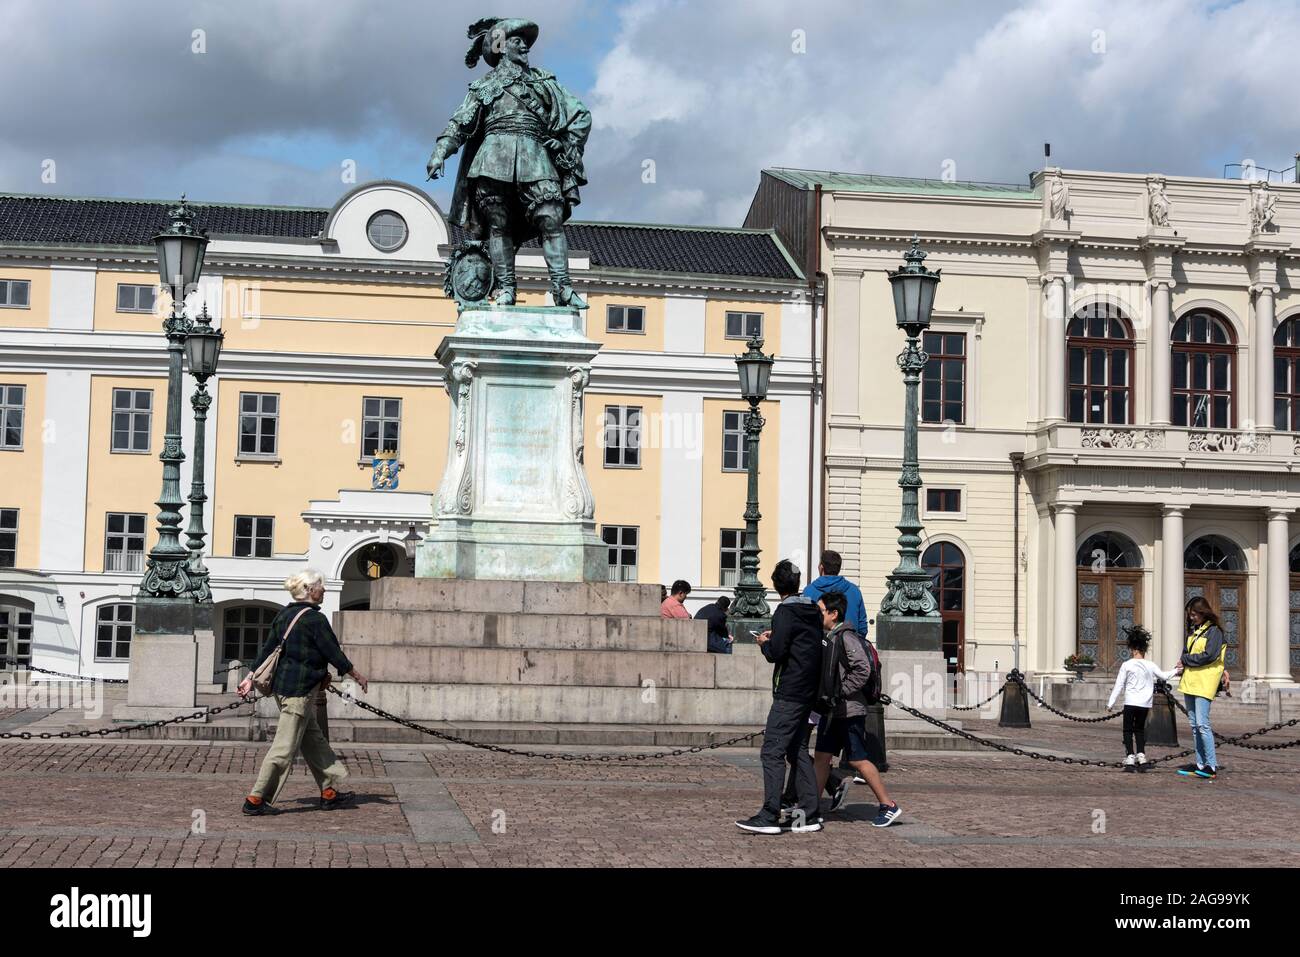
[1107,626,1176,771]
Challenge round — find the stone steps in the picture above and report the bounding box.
[367,577,663,617]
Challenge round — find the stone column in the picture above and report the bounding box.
[1254,283,1278,431]
[1265,508,1296,684]
[1150,280,1173,426]
[1160,506,1186,666]
[1043,276,1067,422]
[1052,503,1078,676]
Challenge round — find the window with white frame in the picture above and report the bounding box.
[104,512,147,572]
[238,392,279,456]
[222,605,279,662]
[725,311,763,340]
[0,509,16,567]
[234,515,274,558]
[924,488,963,517]
[720,528,744,586]
[95,603,133,661]
[0,279,30,308]
[362,396,401,458]
[110,388,153,452]
[602,405,641,468]
[601,525,638,582]
[1,384,25,449]
[116,283,157,314]
[606,305,645,334]
[722,410,748,471]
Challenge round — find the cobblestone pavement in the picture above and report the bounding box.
[1,709,1297,867]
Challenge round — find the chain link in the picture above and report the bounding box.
[0,656,129,685]
[1012,673,1123,723]
[1166,693,1300,751]
[0,696,254,740]
[949,685,1005,712]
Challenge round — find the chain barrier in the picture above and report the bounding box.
[0,656,129,685]
[323,684,761,761]
[0,696,255,740]
[1165,692,1300,751]
[1011,673,1123,723]
[949,684,1006,712]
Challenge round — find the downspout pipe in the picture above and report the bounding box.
[1009,451,1024,672]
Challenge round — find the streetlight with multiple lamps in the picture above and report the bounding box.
[726,335,775,639]
[138,198,209,607]
[181,304,224,603]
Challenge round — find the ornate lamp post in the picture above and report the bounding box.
[139,198,208,603]
[181,305,223,602]
[727,336,775,638]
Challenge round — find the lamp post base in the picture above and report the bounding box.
[875,614,949,733]
[122,598,208,713]
[726,615,771,645]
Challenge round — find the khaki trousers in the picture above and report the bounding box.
[251,687,348,804]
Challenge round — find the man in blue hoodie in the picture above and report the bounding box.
[803,550,868,637]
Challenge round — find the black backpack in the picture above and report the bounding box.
[815,632,840,715]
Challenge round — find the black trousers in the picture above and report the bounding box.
[760,698,818,822]
[1122,704,1149,755]
[781,721,840,805]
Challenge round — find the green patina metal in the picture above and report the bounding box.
[766,167,1039,200]
[429,17,591,310]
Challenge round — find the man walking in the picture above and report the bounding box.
[735,560,825,835]
[694,595,733,653]
[804,550,868,636]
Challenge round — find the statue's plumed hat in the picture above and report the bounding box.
[465,17,539,68]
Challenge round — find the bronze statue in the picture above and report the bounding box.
[428,17,591,309]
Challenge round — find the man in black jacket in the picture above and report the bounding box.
[735,559,825,834]
[694,596,733,653]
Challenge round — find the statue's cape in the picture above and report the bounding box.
[447,67,589,244]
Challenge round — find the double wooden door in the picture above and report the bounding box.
[1077,570,1143,671]
[1184,574,1247,677]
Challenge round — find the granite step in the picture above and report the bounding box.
[367,577,663,617]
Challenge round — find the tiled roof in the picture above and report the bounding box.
[0,194,801,281]
[765,167,1038,199]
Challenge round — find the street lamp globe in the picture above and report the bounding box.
[735,335,774,404]
[183,305,224,380]
[888,235,941,336]
[154,196,208,310]
[402,524,423,561]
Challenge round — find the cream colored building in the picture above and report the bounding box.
[748,166,1300,686]
[0,180,817,680]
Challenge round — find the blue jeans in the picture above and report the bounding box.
[1184,694,1216,770]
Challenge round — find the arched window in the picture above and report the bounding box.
[1184,535,1245,572]
[94,603,133,662]
[1274,317,1300,431]
[1067,303,1134,424]
[923,541,965,673]
[1172,309,1236,429]
[1076,531,1141,570]
[221,604,280,663]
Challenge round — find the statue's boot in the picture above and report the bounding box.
[489,233,516,305]
[542,231,585,308]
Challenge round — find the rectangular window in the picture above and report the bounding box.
[925,488,962,513]
[110,388,153,452]
[921,332,966,424]
[95,604,133,661]
[0,384,25,449]
[606,305,646,334]
[362,396,402,458]
[233,515,274,558]
[115,283,157,314]
[601,525,639,582]
[238,392,279,456]
[725,311,763,340]
[104,512,147,572]
[720,528,744,586]
[602,405,642,468]
[0,509,16,568]
[0,279,31,308]
[722,410,748,471]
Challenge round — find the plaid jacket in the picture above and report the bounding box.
[249,602,354,698]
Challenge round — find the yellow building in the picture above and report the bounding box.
[0,181,816,679]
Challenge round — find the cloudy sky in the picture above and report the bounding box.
[2,0,1298,226]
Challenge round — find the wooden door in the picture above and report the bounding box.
[1077,570,1143,671]
[1184,574,1247,677]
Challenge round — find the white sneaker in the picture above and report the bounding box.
[1136,752,1147,764]
[1123,754,1136,772]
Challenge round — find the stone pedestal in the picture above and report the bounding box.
[417,306,606,583]
[113,597,208,722]
[193,627,223,694]
[875,613,952,735]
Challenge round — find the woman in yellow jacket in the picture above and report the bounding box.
[1175,596,1228,780]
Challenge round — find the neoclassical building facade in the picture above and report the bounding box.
[748,166,1300,686]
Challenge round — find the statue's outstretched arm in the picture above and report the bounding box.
[428,93,480,179]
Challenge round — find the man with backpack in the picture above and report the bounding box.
[735,559,825,835]
[814,591,902,827]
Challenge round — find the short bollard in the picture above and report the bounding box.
[999,671,1032,728]
[1146,683,1179,747]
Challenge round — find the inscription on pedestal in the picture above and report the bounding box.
[483,383,557,511]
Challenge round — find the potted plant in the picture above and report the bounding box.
[1063,653,1096,683]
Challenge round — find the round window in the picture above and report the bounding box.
[367,210,408,252]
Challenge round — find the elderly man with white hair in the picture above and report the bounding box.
[238,569,369,815]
